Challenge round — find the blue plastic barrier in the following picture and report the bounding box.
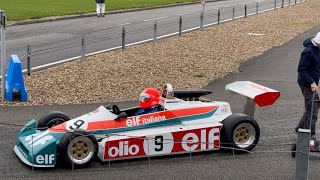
[5,55,27,102]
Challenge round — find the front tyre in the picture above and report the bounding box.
[58,130,98,168]
[37,111,70,129]
[221,113,260,153]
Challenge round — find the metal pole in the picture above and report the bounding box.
[274,0,277,9]
[200,13,204,30]
[202,3,205,16]
[122,27,126,49]
[80,35,85,60]
[256,2,259,14]
[179,15,182,36]
[232,6,235,20]
[217,9,220,25]
[31,135,34,172]
[295,129,310,180]
[295,0,297,4]
[244,4,247,18]
[0,11,6,100]
[153,21,157,43]
[27,45,31,76]
[147,138,150,167]
[281,0,284,8]
[289,0,291,6]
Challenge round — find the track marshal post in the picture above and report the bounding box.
[5,54,27,102]
[0,10,6,100]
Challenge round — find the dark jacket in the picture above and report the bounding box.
[96,0,105,3]
[297,38,320,87]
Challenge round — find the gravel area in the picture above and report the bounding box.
[4,0,320,106]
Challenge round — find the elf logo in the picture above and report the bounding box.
[181,128,220,151]
[36,154,55,164]
[126,115,166,127]
[105,127,220,159]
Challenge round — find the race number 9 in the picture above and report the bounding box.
[66,119,88,131]
[143,133,174,155]
[154,136,164,152]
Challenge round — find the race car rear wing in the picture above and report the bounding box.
[225,81,280,117]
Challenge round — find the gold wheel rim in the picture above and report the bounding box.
[233,123,256,148]
[67,136,95,164]
[71,140,89,159]
[235,127,250,143]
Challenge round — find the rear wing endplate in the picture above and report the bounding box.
[225,81,280,117]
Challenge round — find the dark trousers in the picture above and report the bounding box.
[295,86,320,135]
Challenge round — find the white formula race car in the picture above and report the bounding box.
[14,81,280,168]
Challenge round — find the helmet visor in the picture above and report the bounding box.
[139,93,151,102]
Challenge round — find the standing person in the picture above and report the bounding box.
[295,32,320,139]
[96,0,105,17]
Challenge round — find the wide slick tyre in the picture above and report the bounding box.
[58,130,98,168]
[221,113,260,153]
[37,111,70,129]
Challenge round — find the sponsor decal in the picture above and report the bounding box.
[30,135,53,147]
[85,107,216,131]
[25,132,53,147]
[126,115,166,127]
[249,82,271,93]
[104,127,220,160]
[36,154,55,164]
[25,131,48,143]
[90,108,100,115]
[105,138,145,159]
[220,105,229,114]
[108,141,140,158]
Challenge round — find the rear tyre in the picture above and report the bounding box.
[221,113,260,153]
[37,111,70,129]
[58,130,98,168]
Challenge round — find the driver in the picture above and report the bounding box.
[134,88,162,116]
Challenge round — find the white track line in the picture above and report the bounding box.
[116,22,131,26]
[143,16,168,22]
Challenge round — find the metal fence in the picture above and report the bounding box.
[9,0,305,76]
[4,119,316,179]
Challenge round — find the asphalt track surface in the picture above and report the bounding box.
[2,14,320,180]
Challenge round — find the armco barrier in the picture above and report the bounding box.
[5,54,27,102]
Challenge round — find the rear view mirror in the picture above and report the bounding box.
[115,112,128,120]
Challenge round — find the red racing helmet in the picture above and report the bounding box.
[139,88,161,109]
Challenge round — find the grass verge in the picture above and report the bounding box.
[0,0,199,21]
